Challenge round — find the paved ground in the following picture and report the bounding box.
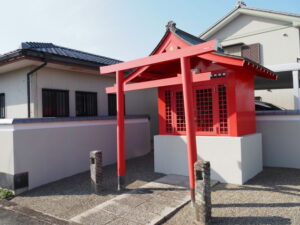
[164,167,300,225]
[12,152,164,220]
[0,200,78,225]
[70,175,191,225]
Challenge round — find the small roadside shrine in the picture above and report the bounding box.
[100,22,277,203]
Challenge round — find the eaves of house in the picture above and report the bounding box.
[0,42,122,74]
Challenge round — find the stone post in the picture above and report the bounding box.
[90,150,103,193]
[194,160,211,225]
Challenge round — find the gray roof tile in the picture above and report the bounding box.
[21,42,121,65]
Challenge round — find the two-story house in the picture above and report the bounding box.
[200,1,300,110]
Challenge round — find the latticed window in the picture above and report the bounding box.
[218,85,228,134]
[0,93,5,118]
[161,83,229,136]
[195,88,213,132]
[164,90,172,133]
[175,91,185,132]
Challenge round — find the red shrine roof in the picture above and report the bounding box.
[100,21,277,82]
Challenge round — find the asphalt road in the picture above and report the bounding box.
[0,208,49,225]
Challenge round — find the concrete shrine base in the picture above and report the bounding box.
[154,133,262,185]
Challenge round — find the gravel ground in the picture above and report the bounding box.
[163,167,300,225]
[11,152,164,220]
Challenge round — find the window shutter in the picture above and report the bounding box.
[241,43,261,64]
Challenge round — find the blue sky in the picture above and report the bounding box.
[0,0,299,61]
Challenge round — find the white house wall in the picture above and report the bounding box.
[0,67,31,118]
[126,89,158,135]
[255,88,294,109]
[33,67,158,135]
[208,14,300,65]
[0,128,14,175]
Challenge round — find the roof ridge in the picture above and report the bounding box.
[199,5,300,38]
[242,6,300,18]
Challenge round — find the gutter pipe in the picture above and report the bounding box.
[27,59,48,118]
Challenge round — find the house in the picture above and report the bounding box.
[199,1,300,110]
[0,42,158,130]
[0,43,156,193]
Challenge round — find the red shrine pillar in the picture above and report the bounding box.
[180,57,198,204]
[116,70,125,190]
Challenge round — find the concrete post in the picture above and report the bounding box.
[292,70,300,110]
[194,160,211,225]
[90,150,103,193]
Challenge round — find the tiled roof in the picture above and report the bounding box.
[21,42,121,65]
[172,27,206,45]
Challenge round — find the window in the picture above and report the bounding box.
[107,94,126,116]
[223,43,261,64]
[161,84,229,135]
[108,94,116,116]
[42,89,69,117]
[76,91,97,116]
[0,93,5,118]
[241,43,261,64]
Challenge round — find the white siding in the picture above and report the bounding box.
[0,67,31,118]
[33,67,158,134]
[208,14,300,65]
[255,88,294,109]
[0,66,159,134]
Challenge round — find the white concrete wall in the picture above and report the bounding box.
[0,67,31,118]
[0,127,14,174]
[0,118,151,190]
[208,14,300,65]
[255,88,294,109]
[257,114,300,169]
[154,134,262,185]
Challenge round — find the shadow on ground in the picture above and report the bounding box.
[15,152,164,198]
[163,167,300,225]
[212,216,291,225]
[11,152,166,220]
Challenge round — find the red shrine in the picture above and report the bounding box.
[100,21,277,202]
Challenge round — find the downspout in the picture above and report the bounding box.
[27,59,48,118]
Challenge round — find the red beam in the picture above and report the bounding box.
[106,72,211,93]
[198,53,244,67]
[124,66,150,84]
[116,71,125,184]
[181,57,198,203]
[100,40,218,74]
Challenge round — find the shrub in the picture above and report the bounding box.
[0,188,14,199]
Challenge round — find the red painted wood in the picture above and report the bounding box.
[106,72,211,93]
[116,70,125,176]
[181,57,197,192]
[198,53,244,67]
[124,66,150,84]
[100,40,217,74]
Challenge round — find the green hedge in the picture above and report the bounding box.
[0,188,14,199]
